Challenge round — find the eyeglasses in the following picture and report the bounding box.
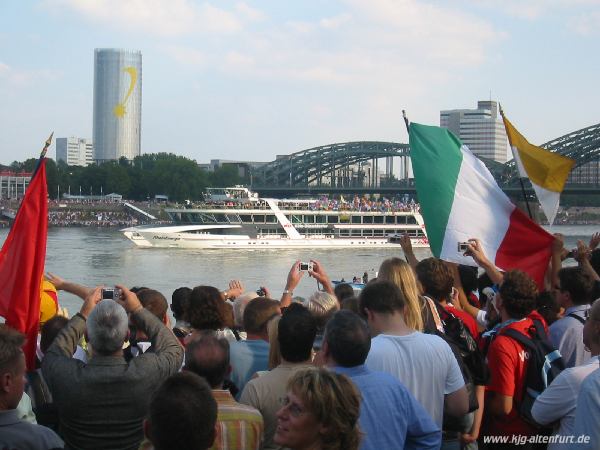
[279,396,305,417]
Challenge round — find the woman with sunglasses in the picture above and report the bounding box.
[274,368,361,450]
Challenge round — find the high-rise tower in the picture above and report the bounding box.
[93,49,142,162]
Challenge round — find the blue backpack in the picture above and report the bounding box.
[501,318,565,426]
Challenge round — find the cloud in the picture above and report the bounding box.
[476,0,600,20]
[44,0,247,36]
[568,11,600,35]
[0,62,61,88]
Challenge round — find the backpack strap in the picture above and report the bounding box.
[567,312,586,325]
[502,327,536,352]
[424,296,445,333]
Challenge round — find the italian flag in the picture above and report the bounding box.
[409,122,554,287]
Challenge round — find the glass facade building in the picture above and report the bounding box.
[93,49,142,162]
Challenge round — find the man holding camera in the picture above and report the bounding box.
[42,285,184,450]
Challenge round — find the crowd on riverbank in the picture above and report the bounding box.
[2,231,600,449]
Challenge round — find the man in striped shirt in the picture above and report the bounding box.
[185,334,263,450]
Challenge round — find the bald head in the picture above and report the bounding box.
[184,334,230,389]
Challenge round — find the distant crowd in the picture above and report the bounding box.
[1,232,600,449]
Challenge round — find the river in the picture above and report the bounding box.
[0,225,597,316]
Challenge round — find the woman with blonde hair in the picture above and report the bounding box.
[377,257,425,331]
[274,368,361,450]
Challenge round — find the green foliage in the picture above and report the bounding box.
[37,153,231,201]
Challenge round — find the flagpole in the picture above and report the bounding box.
[499,106,533,219]
[32,132,53,178]
[402,110,410,134]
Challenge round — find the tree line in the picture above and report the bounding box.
[3,153,246,202]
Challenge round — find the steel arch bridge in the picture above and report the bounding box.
[489,122,600,186]
[253,141,409,187]
[252,122,600,188]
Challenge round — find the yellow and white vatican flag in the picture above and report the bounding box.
[501,110,575,225]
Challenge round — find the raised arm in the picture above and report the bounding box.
[575,240,600,282]
[280,261,305,308]
[400,233,419,270]
[309,259,334,295]
[117,285,184,378]
[46,272,94,300]
[464,239,503,285]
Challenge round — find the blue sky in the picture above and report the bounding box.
[1,0,599,165]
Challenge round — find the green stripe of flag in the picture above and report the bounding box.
[409,123,463,256]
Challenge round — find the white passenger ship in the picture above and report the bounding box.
[122,187,429,249]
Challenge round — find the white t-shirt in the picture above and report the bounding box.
[366,331,465,427]
[531,355,599,450]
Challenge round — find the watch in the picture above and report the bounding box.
[283,289,293,296]
[222,290,229,299]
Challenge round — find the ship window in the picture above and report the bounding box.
[304,215,316,223]
[266,215,277,223]
[363,216,373,224]
[407,216,417,224]
[385,230,395,235]
[351,230,362,237]
[213,214,227,222]
[397,216,407,224]
[253,215,265,223]
[352,215,361,224]
[316,215,326,224]
[327,215,338,224]
[374,229,384,237]
[339,230,350,237]
[373,216,384,224]
[292,215,303,224]
[239,215,252,223]
[339,215,350,223]
[363,229,373,237]
[227,214,240,223]
[385,216,395,224]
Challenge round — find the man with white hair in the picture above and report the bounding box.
[42,285,183,450]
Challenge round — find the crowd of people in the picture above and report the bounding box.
[1,232,600,450]
[48,209,139,227]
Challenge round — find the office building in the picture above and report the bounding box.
[93,48,142,162]
[440,100,508,163]
[55,137,94,166]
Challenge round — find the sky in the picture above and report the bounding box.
[1,0,599,166]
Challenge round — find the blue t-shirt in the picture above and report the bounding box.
[229,339,270,396]
[333,364,441,450]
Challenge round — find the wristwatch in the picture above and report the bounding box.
[283,289,293,296]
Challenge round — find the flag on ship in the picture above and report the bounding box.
[0,134,51,369]
[501,109,575,226]
[409,122,553,287]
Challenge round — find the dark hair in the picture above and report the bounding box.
[359,280,405,314]
[171,287,192,321]
[40,315,69,355]
[185,334,230,389]
[558,267,594,306]
[148,372,217,450]
[458,265,478,295]
[334,284,354,303]
[130,286,149,294]
[536,291,561,326]
[137,289,168,321]
[324,310,371,367]
[415,257,454,302]
[278,303,317,363]
[187,286,226,331]
[243,298,280,334]
[341,296,360,315]
[477,272,494,307]
[499,270,538,319]
[0,325,26,374]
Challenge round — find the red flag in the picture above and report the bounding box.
[0,159,48,370]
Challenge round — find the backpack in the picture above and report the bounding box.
[501,318,565,427]
[424,298,489,431]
